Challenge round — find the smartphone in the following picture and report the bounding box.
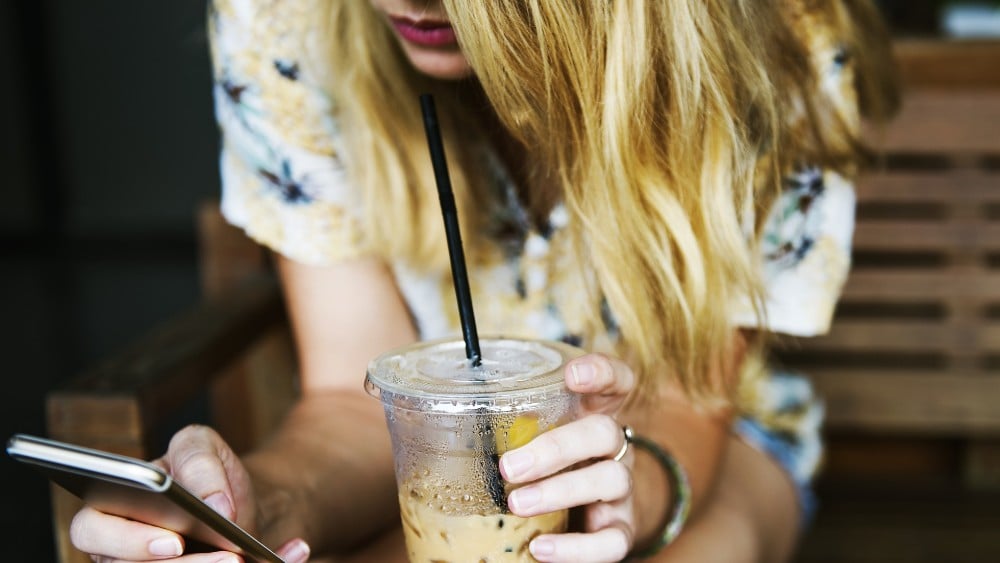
[6,434,284,563]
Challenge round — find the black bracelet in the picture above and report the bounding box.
[623,427,692,559]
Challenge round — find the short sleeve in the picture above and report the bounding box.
[732,167,855,336]
[731,2,864,337]
[209,0,369,265]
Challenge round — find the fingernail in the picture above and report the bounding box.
[502,449,534,479]
[510,486,542,512]
[204,492,234,520]
[214,556,240,563]
[148,536,183,557]
[571,363,595,386]
[530,537,556,557]
[280,539,311,563]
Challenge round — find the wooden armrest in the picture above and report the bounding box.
[45,274,286,457]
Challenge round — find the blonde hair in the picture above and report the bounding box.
[324,0,896,401]
[324,2,480,269]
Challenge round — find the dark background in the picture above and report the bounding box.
[0,1,971,561]
[1,2,216,561]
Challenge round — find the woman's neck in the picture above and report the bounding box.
[462,82,557,226]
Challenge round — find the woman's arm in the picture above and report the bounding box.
[245,254,417,554]
[622,388,730,550]
[631,329,800,563]
[624,330,748,548]
[619,331,747,546]
[653,435,800,563]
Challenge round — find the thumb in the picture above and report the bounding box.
[565,353,637,415]
[276,537,312,563]
[161,425,248,525]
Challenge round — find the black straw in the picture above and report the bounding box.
[420,94,506,511]
[419,93,482,367]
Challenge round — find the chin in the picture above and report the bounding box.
[403,47,474,80]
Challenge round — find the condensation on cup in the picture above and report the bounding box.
[366,337,583,562]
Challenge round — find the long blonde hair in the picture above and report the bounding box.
[324,0,897,400]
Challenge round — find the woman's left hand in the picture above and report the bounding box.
[500,353,637,563]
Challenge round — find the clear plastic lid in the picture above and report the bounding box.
[365,337,582,414]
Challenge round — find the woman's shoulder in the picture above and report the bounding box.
[211,0,340,157]
[211,0,327,55]
[210,0,332,90]
[211,0,369,266]
[212,0,325,30]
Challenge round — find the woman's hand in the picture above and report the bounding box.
[68,425,311,563]
[499,353,638,563]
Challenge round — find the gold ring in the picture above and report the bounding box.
[612,425,634,462]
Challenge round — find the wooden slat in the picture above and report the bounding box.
[45,396,144,455]
[965,440,1000,490]
[53,275,285,432]
[799,320,1000,353]
[895,39,1000,90]
[857,172,1000,204]
[799,488,1000,563]
[198,201,291,454]
[983,324,1000,354]
[872,90,1000,154]
[841,270,1000,301]
[803,320,947,352]
[46,397,145,563]
[210,326,297,455]
[198,201,269,300]
[51,490,88,563]
[811,371,1000,434]
[822,437,961,482]
[852,222,1000,251]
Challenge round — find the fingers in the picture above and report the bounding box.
[502,415,635,563]
[521,480,636,563]
[508,459,632,516]
[507,460,635,563]
[507,353,639,563]
[71,507,248,563]
[162,425,240,521]
[70,427,264,563]
[71,506,184,560]
[565,354,636,415]
[275,538,311,563]
[90,554,243,563]
[529,524,633,563]
[501,414,626,483]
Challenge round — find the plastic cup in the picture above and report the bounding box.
[365,337,582,562]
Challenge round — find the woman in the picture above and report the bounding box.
[70,1,897,561]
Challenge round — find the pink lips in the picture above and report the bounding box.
[390,17,457,47]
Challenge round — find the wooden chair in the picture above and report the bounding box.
[789,40,1000,561]
[788,39,1000,476]
[45,204,297,563]
[44,39,1000,562]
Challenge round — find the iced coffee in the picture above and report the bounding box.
[366,338,581,562]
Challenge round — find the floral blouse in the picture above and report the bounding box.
[209,0,859,498]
